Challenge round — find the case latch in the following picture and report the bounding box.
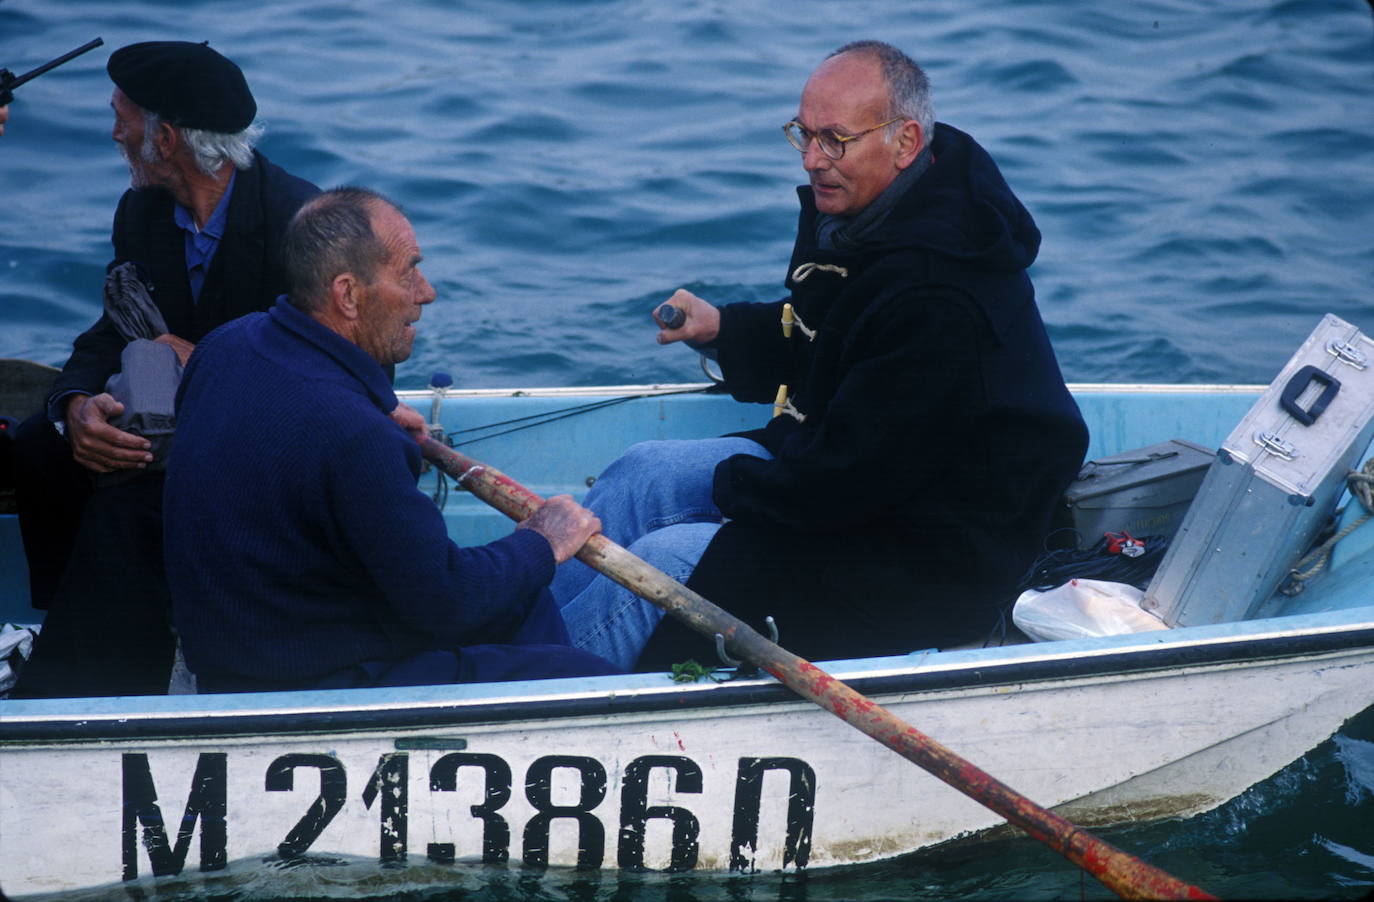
[1325,339,1368,370]
[1253,431,1297,460]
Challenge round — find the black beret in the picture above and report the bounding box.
[107,40,256,133]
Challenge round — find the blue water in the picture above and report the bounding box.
[3,0,1374,898]
[5,0,1374,391]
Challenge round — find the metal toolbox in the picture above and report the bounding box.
[1143,314,1374,627]
[1063,439,1215,547]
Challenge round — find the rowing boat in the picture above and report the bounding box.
[2,380,1371,899]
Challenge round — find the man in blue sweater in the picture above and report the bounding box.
[164,187,618,692]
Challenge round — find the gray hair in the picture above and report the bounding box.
[828,40,935,149]
[284,187,400,314]
[140,110,262,175]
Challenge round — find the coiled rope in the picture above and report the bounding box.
[1283,456,1374,594]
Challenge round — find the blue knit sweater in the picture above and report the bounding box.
[165,298,561,687]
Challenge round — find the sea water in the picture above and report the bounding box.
[1,0,1372,898]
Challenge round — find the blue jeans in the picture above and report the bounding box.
[551,438,771,670]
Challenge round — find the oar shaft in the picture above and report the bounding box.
[421,437,1214,900]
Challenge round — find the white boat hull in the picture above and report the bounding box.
[4,616,1372,898]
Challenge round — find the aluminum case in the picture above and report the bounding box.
[1143,314,1374,626]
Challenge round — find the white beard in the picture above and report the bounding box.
[118,141,156,189]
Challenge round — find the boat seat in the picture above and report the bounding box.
[1,358,60,514]
[0,358,59,423]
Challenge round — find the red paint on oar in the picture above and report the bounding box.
[421,437,1216,901]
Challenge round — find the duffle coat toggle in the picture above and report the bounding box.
[771,383,806,422]
[775,263,850,422]
[780,302,815,341]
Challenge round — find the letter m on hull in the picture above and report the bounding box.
[122,752,228,880]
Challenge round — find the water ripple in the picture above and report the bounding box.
[1,0,1372,397]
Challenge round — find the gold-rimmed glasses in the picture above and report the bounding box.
[783,117,903,160]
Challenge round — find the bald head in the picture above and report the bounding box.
[824,41,934,154]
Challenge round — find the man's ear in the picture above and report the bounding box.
[152,120,180,161]
[895,119,924,170]
[330,272,362,321]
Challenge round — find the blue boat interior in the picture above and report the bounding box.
[3,384,1373,650]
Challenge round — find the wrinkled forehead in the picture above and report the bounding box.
[371,204,421,260]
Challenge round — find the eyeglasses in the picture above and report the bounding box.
[783,117,903,160]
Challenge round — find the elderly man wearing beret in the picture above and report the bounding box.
[11,41,320,698]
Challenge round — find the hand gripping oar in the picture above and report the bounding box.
[420,436,1215,901]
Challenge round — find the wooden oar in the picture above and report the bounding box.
[419,436,1215,901]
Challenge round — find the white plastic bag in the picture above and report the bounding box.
[0,623,39,697]
[1012,578,1168,642]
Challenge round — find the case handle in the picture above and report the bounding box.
[1280,364,1339,426]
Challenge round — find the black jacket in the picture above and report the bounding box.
[49,150,320,404]
[638,123,1088,668]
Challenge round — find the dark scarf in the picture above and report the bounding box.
[816,144,934,251]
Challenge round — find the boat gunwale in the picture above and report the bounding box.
[3,611,1371,745]
[393,381,1268,401]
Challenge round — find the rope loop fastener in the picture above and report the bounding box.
[791,262,849,282]
[784,262,845,341]
[781,302,816,342]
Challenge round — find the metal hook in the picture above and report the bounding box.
[713,633,741,668]
[714,617,779,675]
